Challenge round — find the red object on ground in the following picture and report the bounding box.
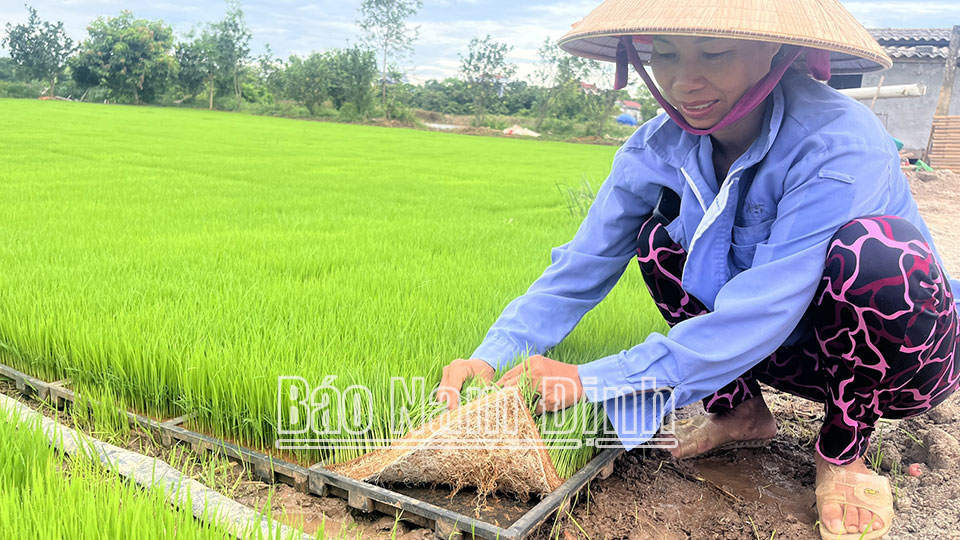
[907,463,923,477]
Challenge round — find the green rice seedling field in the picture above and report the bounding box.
[0,99,665,478]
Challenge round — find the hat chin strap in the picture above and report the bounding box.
[616,35,803,136]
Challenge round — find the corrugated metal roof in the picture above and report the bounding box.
[869,28,952,44]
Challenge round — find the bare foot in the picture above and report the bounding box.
[664,395,778,459]
[816,454,887,535]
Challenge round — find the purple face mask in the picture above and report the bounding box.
[614,36,831,136]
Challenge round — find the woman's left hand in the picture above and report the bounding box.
[496,355,584,414]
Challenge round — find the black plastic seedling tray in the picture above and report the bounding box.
[0,362,623,539]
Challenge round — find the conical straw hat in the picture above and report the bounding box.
[558,0,892,74]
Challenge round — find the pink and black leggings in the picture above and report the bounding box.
[637,214,960,465]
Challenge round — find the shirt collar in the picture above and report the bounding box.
[738,82,785,167]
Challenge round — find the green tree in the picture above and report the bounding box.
[580,63,627,137]
[501,81,536,115]
[210,0,251,109]
[327,46,378,117]
[255,44,285,99]
[0,58,18,81]
[631,84,660,122]
[67,56,100,100]
[408,78,473,115]
[73,11,177,104]
[175,29,218,107]
[459,35,516,125]
[2,5,74,96]
[283,52,330,115]
[382,68,414,120]
[532,38,593,130]
[357,0,422,117]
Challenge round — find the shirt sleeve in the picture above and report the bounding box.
[577,144,894,411]
[471,149,656,370]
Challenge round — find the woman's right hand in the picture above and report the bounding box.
[437,358,496,410]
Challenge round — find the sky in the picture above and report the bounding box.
[1,0,959,84]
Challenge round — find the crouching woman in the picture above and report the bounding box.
[440,1,960,538]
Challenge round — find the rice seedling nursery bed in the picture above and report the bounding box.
[0,99,666,536]
[0,389,286,539]
[0,366,622,539]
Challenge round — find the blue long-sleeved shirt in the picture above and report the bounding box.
[471,69,958,448]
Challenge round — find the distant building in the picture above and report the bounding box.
[829,28,960,151]
[617,100,643,120]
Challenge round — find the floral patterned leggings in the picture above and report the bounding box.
[637,214,960,464]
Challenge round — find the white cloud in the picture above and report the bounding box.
[528,1,600,22]
[410,13,578,80]
[841,1,960,26]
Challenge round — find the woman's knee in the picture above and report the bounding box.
[822,215,950,310]
[816,215,958,384]
[830,215,927,250]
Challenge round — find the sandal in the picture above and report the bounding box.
[815,464,894,540]
[664,415,772,459]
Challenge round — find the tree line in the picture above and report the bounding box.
[1,2,658,136]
